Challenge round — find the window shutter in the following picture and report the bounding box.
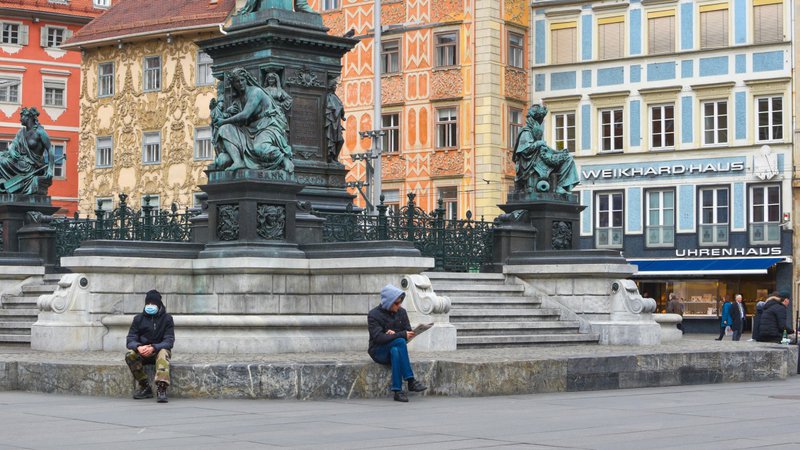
[40,26,48,47]
[701,9,728,48]
[754,4,783,44]
[551,27,576,64]
[599,22,623,59]
[20,25,29,45]
[65,29,73,41]
[649,16,675,54]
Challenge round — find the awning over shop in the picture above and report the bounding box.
[630,257,786,276]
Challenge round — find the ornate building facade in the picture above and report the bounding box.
[0,0,112,214]
[321,0,529,218]
[63,0,235,213]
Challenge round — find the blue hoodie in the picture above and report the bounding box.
[380,284,405,310]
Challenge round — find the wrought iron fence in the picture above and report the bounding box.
[315,193,495,272]
[52,193,197,260]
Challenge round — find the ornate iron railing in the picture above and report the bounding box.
[315,193,495,272]
[52,193,197,260]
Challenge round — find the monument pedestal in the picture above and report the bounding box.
[199,170,307,259]
[499,192,586,252]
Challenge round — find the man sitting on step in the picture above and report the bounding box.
[367,284,428,402]
[124,289,174,403]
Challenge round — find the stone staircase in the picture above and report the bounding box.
[0,275,60,345]
[426,272,599,348]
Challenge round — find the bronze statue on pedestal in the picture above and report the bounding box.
[0,107,55,195]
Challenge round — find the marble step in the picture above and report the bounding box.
[0,322,32,335]
[21,284,60,294]
[425,272,507,285]
[0,309,39,319]
[0,334,31,343]
[450,308,562,322]
[455,321,582,336]
[457,333,600,348]
[450,297,541,308]
[433,284,525,296]
[1,297,39,308]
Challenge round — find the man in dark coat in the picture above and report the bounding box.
[125,289,174,403]
[757,292,793,343]
[368,284,428,402]
[730,294,747,341]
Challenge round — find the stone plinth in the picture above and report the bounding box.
[32,253,438,354]
[0,195,58,253]
[200,170,306,259]
[499,192,585,251]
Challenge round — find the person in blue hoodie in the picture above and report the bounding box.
[368,284,428,402]
[125,289,174,403]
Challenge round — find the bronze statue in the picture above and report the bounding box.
[0,107,55,195]
[325,77,345,163]
[212,67,294,173]
[512,104,579,195]
[237,0,315,14]
[264,72,293,115]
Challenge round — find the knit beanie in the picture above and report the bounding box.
[144,289,164,308]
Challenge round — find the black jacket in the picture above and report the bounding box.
[730,301,747,330]
[126,306,175,352]
[759,298,793,340]
[367,305,411,359]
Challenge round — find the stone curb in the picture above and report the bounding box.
[0,346,795,400]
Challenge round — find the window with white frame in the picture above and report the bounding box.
[757,96,783,142]
[41,26,70,48]
[52,143,65,179]
[435,32,458,67]
[509,107,523,148]
[95,197,113,212]
[96,136,112,168]
[646,190,675,247]
[508,31,524,68]
[196,51,214,86]
[700,5,729,49]
[650,104,675,149]
[0,77,20,103]
[98,62,114,97]
[93,0,111,8]
[1,22,26,45]
[141,194,161,211]
[750,184,781,245]
[553,111,576,152]
[142,131,161,164]
[438,187,458,220]
[435,108,458,148]
[702,100,728,145]
[143,56,161,92]
[382,189,400,215]
[194,127,213,160]
[43,79,65,107]
[595,192,623,248]
[648,12,675,54]
[381,113,400,153]
[381,39,400,74]
[754,1,783,44]
[599,108,623,152]
[699,187,729,246]
[598,17,624,60]
[550,23,577,64]
[322,0,340,10]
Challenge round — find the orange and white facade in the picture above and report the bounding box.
[318,0,530,218]
[0,0,111,214]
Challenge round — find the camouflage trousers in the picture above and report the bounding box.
[125,349,171,385]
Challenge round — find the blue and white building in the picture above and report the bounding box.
[530,0,793,325]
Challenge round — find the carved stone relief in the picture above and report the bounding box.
[256,204,286,240]
[431,150,464,176]
[431,69,463,99]
[217,204,240,241]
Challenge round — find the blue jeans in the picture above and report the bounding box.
[371,338,414,391]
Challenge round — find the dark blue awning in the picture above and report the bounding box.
[630,257,786,276]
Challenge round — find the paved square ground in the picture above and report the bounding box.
[1,376,800,449]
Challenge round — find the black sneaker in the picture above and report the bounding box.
[408,379,428,392]
[133,384,153,400]
[393,391,408,402]
[156,382,168,403]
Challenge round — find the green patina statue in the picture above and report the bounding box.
[237,0,315,14]
[0,107,55,195]
[211,67,294,173]
[512,104,579,195]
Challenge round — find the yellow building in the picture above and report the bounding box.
[63,0,236,213]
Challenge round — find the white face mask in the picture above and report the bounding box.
[144,304,158,315]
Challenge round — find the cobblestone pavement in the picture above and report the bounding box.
[1,376,799,449]
[0,335,783,365]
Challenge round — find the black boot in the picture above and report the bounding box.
[133,382,153,399]
[408,379,428,392]
[156,382,168,403]
[393,391,408,402]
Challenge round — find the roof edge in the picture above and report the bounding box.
[62,23,225,50]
